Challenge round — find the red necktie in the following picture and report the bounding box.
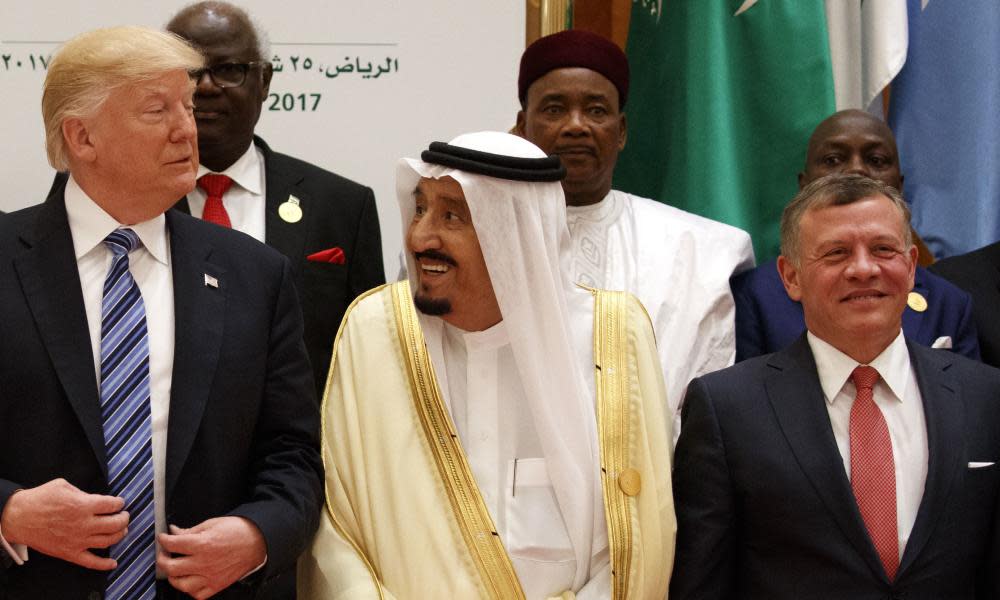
[197,174,234,228]
[849,365,899,580]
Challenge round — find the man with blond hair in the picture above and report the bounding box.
[0,26,321,599]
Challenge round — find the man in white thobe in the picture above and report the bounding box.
[299,131,675,599]
[514,29,756,440]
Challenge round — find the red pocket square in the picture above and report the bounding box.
[307,247,346,264]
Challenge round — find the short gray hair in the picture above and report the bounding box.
[780,174,912,266]
[42,26,203,170]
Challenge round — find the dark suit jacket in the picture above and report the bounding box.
[0,187,323,599]
[931,241,1000,369]
[671,336,1000,599]
[733,258,980,362]
[175,137,385,397]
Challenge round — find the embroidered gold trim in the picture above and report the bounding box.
[391,282,525,600]
[321,283,392,600]
[592,289,634,600]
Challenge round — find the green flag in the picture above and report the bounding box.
[614,0,836,261]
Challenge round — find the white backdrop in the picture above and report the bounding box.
[0,1,525,276]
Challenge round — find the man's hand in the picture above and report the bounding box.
[0,478,127,570]
[158,516,267,599]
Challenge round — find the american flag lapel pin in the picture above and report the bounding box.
[204,273,219,289]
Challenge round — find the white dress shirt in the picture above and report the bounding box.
[440,321,610,599]
[0,176,175,566]
[808,330,929,559]
[187,143,267,241]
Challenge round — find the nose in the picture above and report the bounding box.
[560,108,588,137]
[194,69,221,95]
[844,248,880,280]
[844,154,869,178]
[170,105,198,143]
[406,214,442,254]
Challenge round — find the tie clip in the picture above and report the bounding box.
[204,273,219,288]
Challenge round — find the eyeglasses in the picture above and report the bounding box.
[190,62,265,88]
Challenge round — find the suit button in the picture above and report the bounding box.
[88,592,103,600]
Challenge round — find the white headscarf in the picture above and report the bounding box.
[397,131,604,590]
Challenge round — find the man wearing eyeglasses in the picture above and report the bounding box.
[166,1,385,398]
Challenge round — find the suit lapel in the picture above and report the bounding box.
[164,211,227,498]
[13,194,107,477]
[898,342,962,576]
[764,337,889,580]
[257,137,308,269]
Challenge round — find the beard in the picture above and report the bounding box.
[413,292,452,316]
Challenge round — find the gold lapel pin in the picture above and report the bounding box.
[278,194,303,223]
[907,291,928,312]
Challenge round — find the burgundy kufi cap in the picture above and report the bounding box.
[518,29,630,108]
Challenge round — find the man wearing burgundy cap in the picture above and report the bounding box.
[167,1,385,397]
[514,29,755,441]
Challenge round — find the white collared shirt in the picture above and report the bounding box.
[0,176,175,567]
[187,143,266,241]
[808,330,928,560]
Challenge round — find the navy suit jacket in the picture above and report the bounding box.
[931,241,1000,369]
[671,336,1000,599]
[0,187,323,599]
[732,258,980,362]
[175,137,385,397]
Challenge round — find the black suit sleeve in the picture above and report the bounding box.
[347,187,385,297]
[670,377,737,600]
[227,258,323,578]
[731,271,765,362]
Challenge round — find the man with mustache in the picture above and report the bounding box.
[299,131,676,599]
[167,1,385,398]
[513,30,755,440]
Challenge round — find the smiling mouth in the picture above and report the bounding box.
[421,263,449,274]
[841,291,887,303]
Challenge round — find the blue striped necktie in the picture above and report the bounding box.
[100,228,155,600]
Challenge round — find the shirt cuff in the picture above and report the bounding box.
[241,555,267,580]
[0,521,28,565]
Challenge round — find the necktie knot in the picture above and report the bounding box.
[198,173,234,198]
[851,365,880,393]
[104,228,141,257]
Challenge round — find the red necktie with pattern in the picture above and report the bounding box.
[849,365,899,580]
[197,174,234,228]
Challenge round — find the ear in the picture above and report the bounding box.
[906,243,918,289]
[618,112,627,151]
[797,170,806,190]
[260,61,273,98]
[513,110,526,138]
[62,117,97,164]
[776,255,803,302]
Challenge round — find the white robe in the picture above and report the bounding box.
[441,321,610,598]
[566,190,756,439]
[298,282,675,600]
